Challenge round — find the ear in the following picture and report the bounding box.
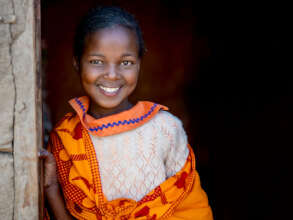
[72,57,79,72]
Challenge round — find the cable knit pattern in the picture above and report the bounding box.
[89,110,189,202]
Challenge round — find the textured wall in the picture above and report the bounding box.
[0,0,40,219]
[0,0,16,219]
[0,0,15,153]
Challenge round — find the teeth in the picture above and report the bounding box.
[99,85,120,93]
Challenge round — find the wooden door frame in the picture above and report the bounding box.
[34,0,44,219]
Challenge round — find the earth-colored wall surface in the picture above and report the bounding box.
[0,0,40,219]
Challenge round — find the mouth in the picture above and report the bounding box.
[98,85,121,96]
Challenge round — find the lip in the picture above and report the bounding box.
[97,85,122,97]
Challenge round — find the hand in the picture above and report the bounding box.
[39,149,58,188]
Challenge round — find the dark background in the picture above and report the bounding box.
[42,0,290,219]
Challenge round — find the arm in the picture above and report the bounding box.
[164,114,189,178]
[40,149,75,220]
[161,112,213,219]
[45,183,74,220]
[168,169,214,220]
[165,142,213,220]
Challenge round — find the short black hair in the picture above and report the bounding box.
[74,6,145,62]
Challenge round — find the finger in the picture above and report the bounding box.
[39,149,49,159]
[40,150,56,165]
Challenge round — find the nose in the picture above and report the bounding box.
[105,64,119,80]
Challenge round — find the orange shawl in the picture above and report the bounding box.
[47,97,213,219]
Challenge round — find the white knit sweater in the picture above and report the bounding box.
[89,111,189,202]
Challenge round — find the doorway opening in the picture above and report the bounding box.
[41,0,214,218]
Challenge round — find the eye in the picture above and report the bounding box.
[120,60,133,66]
[90,60,103,65]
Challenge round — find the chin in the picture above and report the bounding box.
[95,98,125,110]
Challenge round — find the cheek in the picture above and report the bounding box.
[126,64,140,86]
[125,70,139,86]
[81,69,99,84]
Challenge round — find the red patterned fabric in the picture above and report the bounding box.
[45,100,213,219]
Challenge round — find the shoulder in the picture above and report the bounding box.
[151,110,187,139]
[49,112,82,150]
[153,110,184,129]
[53,112,80,132]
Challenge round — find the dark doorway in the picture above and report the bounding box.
[42,1,289,219]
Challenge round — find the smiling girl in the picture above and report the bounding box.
[40,6,213,220]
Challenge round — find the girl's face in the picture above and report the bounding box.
[77,26,140,112]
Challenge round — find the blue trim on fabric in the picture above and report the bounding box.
[85,103,158,132]
[75,98,86,118]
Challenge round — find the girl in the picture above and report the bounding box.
[40,6,213,220]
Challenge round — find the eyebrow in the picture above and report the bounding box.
[121,53,136,57]
[88,53,105,57]
[88,53,136,58]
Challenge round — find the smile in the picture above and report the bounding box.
[99,85,120,92]
[98,85,121,96]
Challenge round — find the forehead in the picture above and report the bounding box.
[84,26,139,55]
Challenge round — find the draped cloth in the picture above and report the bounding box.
[46,97,213,219]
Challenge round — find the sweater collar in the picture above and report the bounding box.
[69,96,168,137]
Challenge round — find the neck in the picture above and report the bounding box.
[88,100,133,119]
